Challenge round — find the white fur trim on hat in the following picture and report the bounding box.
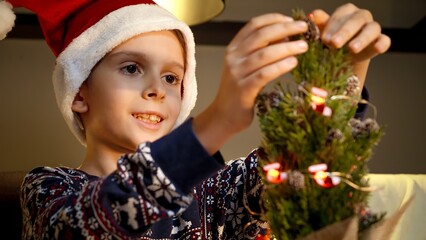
[53,4,197,146]
[0,1,16,40]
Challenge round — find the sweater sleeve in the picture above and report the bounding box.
[354,87,369,119]
[21,119,223,239]
[197,149,267,239]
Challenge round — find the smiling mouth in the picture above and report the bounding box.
[132,113,163,124]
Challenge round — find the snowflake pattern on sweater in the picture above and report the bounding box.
[20,143,265,240]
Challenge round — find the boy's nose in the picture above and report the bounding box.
[142,76,166,100]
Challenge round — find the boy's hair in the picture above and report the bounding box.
[0,0,197,146]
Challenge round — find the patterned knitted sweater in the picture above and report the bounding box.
[20,120,265,240]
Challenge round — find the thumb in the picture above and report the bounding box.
[311,9,329,35]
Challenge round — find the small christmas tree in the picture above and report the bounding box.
[256,9,385,239]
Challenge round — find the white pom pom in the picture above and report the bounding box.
[0,1,16,40]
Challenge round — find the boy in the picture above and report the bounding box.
[0,0,390,239]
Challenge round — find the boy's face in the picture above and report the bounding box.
[75,31,185,153]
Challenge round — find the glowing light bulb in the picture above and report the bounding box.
[311,95,326,105]
[314,171,328,180]
[313,171,341,188]
[266,169,281,183]
[310,87,332,116]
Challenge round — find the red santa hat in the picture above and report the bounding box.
[0,0,197,146]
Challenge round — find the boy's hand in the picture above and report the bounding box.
[194,13,309,154]
[312,3,391,86]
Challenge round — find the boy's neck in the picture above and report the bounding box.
[78,145,124,177]
[78,161,115,177]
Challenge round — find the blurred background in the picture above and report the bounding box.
[0,0,425,173]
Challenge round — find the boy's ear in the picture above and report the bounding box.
[71,88,88,113]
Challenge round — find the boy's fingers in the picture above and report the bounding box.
[350,34,391,62]
[311,9,329,33]
[321,4,372,45]
[242,57,298,99]
[327,9,373,48]
[348,21,382,53]
[238,40,307,77]
[374,34,391,54]
[228,13,293,50]
[321,4,355,41]
[233,20,308,58]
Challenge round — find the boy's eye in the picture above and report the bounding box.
[163,74,181,84]
[126,65,137,74]
[121,64,141,75]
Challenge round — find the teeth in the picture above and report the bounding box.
[133,113,161,123]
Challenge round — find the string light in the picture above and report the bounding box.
[263,163,287,184]
[298,84,377,119]
[313,171,341,188]
[330,95,378,120]
[310,87,332,116]
[262,162,377,191]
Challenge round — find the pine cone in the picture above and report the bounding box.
[326,129,343,144]
[344,75,360,96]
[303,16,320,41]
[349,118,380,138]
[288,170,306,190]
[268,91,283,108]
[364,118,380,133]
[256,91,283,114]
[256,93,268,115]
[349,118,364,139]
